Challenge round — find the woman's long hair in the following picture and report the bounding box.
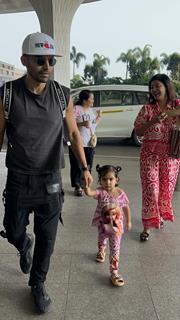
[148,73,176,104]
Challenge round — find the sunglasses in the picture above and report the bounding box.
[34,56,57,67]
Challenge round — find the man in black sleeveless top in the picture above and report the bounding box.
[0,32,92,314]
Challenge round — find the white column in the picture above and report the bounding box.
[29,0,84,87]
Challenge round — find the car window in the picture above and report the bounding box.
[100,90,133,107]
[92,91,100,108]
[134,91,149,104]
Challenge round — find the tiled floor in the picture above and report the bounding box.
[0,151,180,320]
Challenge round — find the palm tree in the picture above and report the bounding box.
[84,54,110,84]
[93,53,110,66]
[160,53,170,72]
[160,52,180,80]
[70,46,86,77]
[133,44,152,60]
[116,49,134,80]
[92,53,110,84]
[131,44,160,79]
[168,53,180,81]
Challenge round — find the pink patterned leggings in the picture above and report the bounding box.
[97,224,122,274]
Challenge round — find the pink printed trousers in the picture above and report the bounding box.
[140,149,180,229]
[97,224,122,274]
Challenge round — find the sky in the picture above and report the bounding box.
[0,0,179,79]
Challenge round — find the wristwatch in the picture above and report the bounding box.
[82,165,88,171]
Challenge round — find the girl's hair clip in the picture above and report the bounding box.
[96,164,122,173]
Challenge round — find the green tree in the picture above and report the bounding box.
[160,52,180,81]
[116,49,136,79]
[92,54,110,84]
[160,53,170,72]
[70,46,86,78]
[84,54,110,84]
[173,80,180,97]
[84,64,94,84]
[128,45,160,81]
[70,74,85,89]
[167,53,180,81]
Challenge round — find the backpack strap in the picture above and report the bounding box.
[52,80,71,145]
[3,80,67,120]
[52,80,66,118]
[3,81,12,121]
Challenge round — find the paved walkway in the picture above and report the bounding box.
[0,150,180,320]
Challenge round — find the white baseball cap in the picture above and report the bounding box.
[22,32,62,57]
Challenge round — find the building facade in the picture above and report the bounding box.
[0,60,25,86]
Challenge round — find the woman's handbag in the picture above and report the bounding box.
[169,116,180,159]
[89,128,97,148]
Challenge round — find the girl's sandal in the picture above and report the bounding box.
[95,251,106,263]
[110,273,124,287]
[140,231,149,241]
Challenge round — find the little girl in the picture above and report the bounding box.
[84,164,132,287]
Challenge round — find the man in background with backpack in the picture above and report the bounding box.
[0,32,92,314]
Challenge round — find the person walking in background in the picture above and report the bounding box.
[69,89,101,196]
[134,74,180,242]
[84,164,132,287]
[0,32,92,314]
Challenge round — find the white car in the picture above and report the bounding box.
[71,84,149,146]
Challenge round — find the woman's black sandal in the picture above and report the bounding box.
[160,220,164,229]
[140,231,149,241]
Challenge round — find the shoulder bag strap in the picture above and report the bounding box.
[52,80,71,145]
[3,81,12,120]
[173,100,180,128]
[52,80,66,118]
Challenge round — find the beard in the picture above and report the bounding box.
[28,68,52,84]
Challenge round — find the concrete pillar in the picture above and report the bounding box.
[29,0,84,87]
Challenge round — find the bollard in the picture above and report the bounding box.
[175,171,180,191]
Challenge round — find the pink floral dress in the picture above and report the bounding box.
[134,100,180,229]
[91,187,129,274]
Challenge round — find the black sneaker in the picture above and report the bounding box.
[31,283,52,314]
[19,233,34,274]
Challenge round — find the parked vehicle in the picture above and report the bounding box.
[71,84,149,146]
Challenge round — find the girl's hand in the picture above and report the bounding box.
[125,221,132,231]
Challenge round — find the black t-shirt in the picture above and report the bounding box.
[0,76,70,174]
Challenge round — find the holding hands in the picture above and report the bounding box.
[125,221,132,232]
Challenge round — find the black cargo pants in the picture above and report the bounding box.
[3,170,63,286]
[69,146,95,188]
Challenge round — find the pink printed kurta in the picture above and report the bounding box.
[134,100,180,229]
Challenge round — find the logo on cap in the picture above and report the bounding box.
[35,41,54,50]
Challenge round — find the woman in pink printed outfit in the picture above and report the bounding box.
[85,164,131,287]
[134,74,180,241]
